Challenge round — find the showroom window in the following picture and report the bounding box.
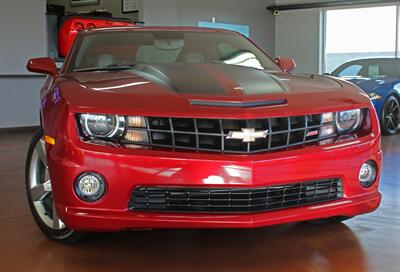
[325,5,398,73]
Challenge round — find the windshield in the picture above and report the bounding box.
[69,30,280,72]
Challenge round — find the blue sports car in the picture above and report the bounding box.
[332,58,400,135]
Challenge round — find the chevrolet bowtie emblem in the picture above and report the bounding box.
[226,128,269,143]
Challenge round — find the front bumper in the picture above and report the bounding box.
[48,134,382,232]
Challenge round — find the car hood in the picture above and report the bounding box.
[58,63,370,118]
[346,76,400,93]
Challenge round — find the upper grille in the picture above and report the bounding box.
[123,114,336,154]
[129,179,343,213]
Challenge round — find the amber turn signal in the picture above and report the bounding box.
[44,135,55,145]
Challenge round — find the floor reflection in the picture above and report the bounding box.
[27,222,368,272]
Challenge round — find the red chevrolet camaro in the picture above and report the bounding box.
[26,26,382,243]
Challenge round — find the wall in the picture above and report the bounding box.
[0,0,47,128]
[275,8,322,74]
[140,0,178,26]
[141,0,276,54]
[273,0,322,74]
[47,0,139,21]
[0,0,47,75]
[0,76,45,128]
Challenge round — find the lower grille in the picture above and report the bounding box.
[129,179,343,213]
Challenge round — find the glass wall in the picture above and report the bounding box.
[325,5,398,73]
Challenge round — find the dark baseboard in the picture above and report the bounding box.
[0,126,40,133]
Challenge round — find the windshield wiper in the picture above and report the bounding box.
[73,63,137,72]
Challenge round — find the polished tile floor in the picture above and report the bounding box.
[0,129,399,272]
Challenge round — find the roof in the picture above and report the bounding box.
[84,26,238,34]
[347,57,400,62]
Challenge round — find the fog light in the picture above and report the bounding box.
[74,172,106,202]
[359,161,377,188]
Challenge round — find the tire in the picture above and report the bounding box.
[25,129,85,244]
[381,95,400,135]
[306,216,352,225]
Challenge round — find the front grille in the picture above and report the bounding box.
[123,114,336,154]
[128,179,343,213]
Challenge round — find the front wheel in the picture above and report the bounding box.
[381,95,400,135]
[25,129,85,243]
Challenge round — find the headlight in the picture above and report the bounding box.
[336,109,362,134]
[78,113,125,139]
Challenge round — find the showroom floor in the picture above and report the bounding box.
[0,129,399,272]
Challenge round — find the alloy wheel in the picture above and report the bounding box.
[28,137,66,230]
[384,97,400,134]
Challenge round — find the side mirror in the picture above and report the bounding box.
[275,57,296,73]
[26,57,58,76]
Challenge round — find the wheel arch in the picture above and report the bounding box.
[390,90,400,102]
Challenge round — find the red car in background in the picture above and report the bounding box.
[58,14,135,58]
[26,27,381,243]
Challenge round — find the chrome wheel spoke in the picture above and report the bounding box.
[52,200,65,230]
[35,138,47,166]
[33,201,53,227]
[30,180,51,201]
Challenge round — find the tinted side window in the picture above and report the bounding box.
[368,61,399,77]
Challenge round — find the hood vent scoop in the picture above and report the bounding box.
[190,99,287,108]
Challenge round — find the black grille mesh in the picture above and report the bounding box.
[129,179,343,213]
[123,114,336,154]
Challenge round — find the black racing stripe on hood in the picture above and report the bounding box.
[129,63,287,96]
[201,63,288,95]
[130,63,228,95]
